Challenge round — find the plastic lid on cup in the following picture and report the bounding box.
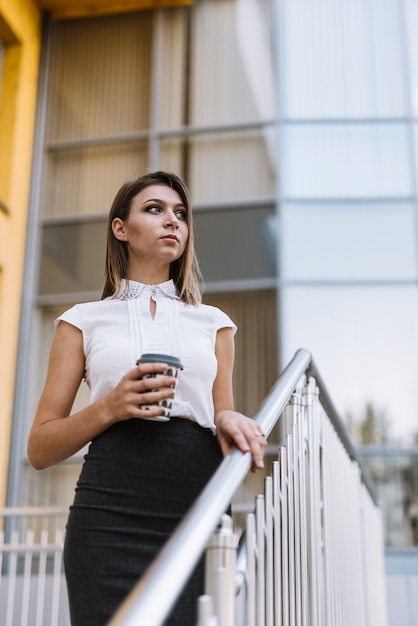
[136,354,184,369]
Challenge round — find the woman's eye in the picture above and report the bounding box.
[175,210,187,220]
[147,205,162,213]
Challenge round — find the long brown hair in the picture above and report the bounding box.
[101,171,202,305]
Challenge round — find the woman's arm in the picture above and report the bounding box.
[213,327,267,472]
[27,321,177,470]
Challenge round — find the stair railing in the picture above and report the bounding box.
[109,348,384,626]
[200,375,387,626]
[0,506,69,626]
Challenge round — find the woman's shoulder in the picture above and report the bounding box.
[182,301,237,332]
[55,298,122,329]
[61,297,115,315]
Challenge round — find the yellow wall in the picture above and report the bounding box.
[0,0,42,506]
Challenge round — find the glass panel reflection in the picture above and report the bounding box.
[189,129,276,204]
[159,138,186,179]
[195,206,276,282]
[39,205,276,295]
[47,12,152,141]
[281,201,418,281]
[39,221,107,295]
[282,286,418,444]
[360,450,418,547]
[282,0,405,118]
[282,123,411,198]
[415,124,418,184]
[157,9,188,130]
[44,144,148,218]
[190,0,274,126]
[405,0,418,117]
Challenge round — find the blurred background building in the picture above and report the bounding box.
[1,0,418,623]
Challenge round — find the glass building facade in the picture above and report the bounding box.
[8,0,418,568]
[276,0,418,556]
[278,1,418,448]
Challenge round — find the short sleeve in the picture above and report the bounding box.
[54,305,83,331]
[212,307,237,335]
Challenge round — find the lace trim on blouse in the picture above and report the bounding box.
[115,278,179,301]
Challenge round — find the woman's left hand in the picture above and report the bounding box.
[215,410,267,473]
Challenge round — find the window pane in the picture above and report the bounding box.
[39,207,276,294]
[282,286,418,443]
[360,451,418,547]
[281,201,418,281]
[158,9,188,129]
[39,221,107,295]
[195,206,276,282]
[282,123,411,198]
[47,12,153,141]
[190,129,276,204]
[204,290,278,417]
[282,0,406,118]
[405,0,418,116]
[190,0,275,126]
[159,137,186,178]
[415,124,418,183]
[43,143,148,217]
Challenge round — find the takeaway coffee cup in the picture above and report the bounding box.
[136,353,184,421]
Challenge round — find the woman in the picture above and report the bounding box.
[27,170,267,625]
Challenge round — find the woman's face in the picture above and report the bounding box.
[112,184,189,267]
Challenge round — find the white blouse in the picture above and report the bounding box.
[55,279,237,433]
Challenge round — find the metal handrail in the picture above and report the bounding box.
[0,507,68,517]
[109,349,311,625]
[109,348,376,625]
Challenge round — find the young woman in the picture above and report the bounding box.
[27,170,267,625]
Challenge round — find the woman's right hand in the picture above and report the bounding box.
[105,362,177,422]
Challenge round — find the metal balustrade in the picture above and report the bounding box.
[0,507,69,626]
[0,349,388,625]
[200,376,387,626]
[109,349,387,625]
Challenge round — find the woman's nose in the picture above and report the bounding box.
[165,210,179,227]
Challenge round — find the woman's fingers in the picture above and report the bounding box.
[244,425,267,472]
[110,364,177,420]
[215,411,267,472]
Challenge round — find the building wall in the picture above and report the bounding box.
[9,1,277,514]
[0,0,42,506]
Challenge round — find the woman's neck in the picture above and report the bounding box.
[125,269,170,286]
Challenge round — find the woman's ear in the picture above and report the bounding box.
[112,218,128,242]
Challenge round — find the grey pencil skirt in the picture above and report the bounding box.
[63,417,225,626]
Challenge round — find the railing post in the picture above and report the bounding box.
[283,388,305,626]
[204,514,239,626]
[303,376,323,626]
[197,595,218,626]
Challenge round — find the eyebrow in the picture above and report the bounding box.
[144,198,186,209]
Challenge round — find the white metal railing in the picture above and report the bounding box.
[200,376,387,626]
[108,349,314,626]
[109,348,387,625]
[0,507,69,626]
